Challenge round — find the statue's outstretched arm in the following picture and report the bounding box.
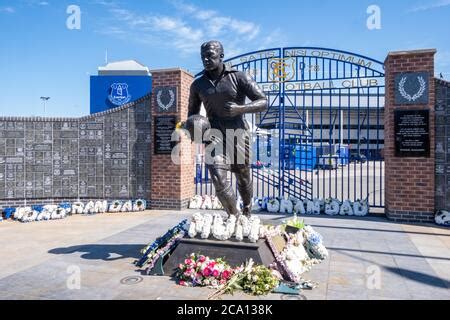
[240,73,268,114]
[224,73,268,117]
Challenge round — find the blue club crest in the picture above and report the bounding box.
[109,83,131,106]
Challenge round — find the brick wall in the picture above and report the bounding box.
[384,49,436,222]
[150,68,195,210]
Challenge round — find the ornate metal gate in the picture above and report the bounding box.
[195,47,385,208]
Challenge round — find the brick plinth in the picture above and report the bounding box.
[150,68,195,210]
[384,49,436,223]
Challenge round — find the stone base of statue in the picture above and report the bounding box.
[148,236,276,276]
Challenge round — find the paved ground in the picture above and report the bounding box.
[0,210,449,300]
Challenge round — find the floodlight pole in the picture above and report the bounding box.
[40,96,50,116]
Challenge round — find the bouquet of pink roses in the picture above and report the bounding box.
[177,253,234,289]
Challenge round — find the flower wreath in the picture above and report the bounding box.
[144,231,186,274]
[135,219,188,268]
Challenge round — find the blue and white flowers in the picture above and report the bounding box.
[435,210,450,226]
[304,226,328,260]
[2,199,148,223]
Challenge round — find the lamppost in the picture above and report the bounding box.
[40,96,50,116]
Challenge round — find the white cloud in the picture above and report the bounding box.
[96,3,204,54]
[409,0,450,12]
[95,0,279,57]
[258,28,288,50]
[95,26,127,37]
[151,16,204,52]
[109,8,135,21]
[172,0,260,41]
[0,7,15,13]
[21,0,51,7]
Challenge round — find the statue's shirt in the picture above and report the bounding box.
[188,65,266,133]
[188,65,266,168]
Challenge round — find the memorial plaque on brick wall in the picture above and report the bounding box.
[154,115,176,154]
[395,109,430,157]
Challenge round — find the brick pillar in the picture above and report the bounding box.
[149,68,195,210]
[384,49,436,222]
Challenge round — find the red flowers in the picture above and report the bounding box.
[203,267,212,277]
[177,253,234,288]
[222,270,231,280]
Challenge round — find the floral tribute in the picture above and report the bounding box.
[176,253,234,289]
[176,254,280,298]
[189,194,370,217]
[208,259,280,299]
[141,210,330,297]
[188,212,260,243]
[265,223,327,285]
[135,219,188,271]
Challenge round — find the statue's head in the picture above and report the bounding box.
[200,40,224,72]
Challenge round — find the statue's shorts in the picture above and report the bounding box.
[203,128,253,216]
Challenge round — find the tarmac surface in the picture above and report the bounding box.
[0,210,449,300]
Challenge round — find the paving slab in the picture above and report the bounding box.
[0,210,449,300]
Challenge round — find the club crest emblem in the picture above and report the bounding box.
[269,58,296,82]
[109,83,131,106]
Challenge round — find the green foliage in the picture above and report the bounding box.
[208,259,279,299]
[286,217,305,229]
[241,265,279,295]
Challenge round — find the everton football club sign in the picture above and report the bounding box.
[109,83,132,106]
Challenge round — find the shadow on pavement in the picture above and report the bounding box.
[48,244,144,261]
[384,266,450,289]
[331,248,450,289]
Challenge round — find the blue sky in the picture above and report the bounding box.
[0,0,449,117]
